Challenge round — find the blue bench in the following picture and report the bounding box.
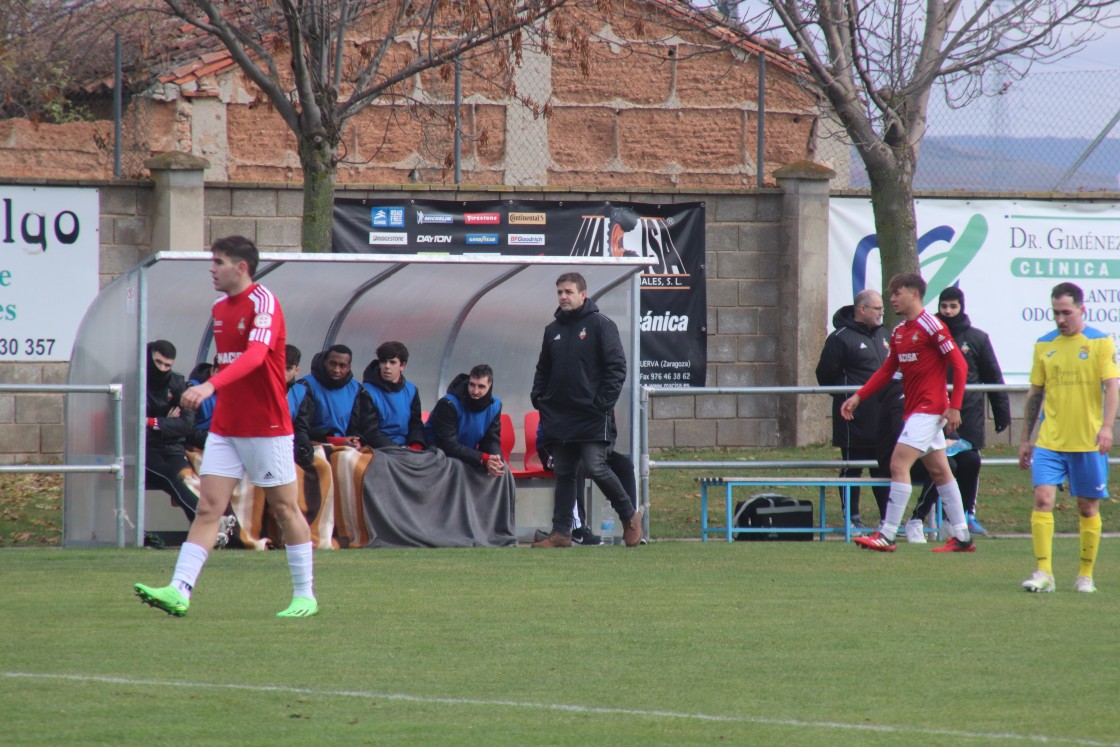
[696,476,895,542]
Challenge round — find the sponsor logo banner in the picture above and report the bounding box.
[371,207,406,228]
[369,232,409,246]
[508,212,547,225]
[466,233,500,245]
[416,235,453,244]
[508,233,546,246]
[464,212,501,225]
[416,210,454,225]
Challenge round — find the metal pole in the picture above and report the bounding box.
[114,34,122,179]
[111,384,126,548]
[1053,104,1120,192]
[454,60,462,185]
[757,52,765,187]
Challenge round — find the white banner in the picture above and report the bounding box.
[0,185,100,361]
[829,197,1120,382]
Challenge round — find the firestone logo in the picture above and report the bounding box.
[464,212,501,225]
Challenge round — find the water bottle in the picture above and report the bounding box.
[600,514,615,546]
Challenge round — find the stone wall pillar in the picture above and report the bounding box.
[145,151,210,252]
[774,160,834,446]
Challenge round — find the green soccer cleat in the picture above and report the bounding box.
[134,583,189,617]
[276,597,319,618]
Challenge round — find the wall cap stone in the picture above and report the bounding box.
[773,160,836,181]
[145,151,211,171]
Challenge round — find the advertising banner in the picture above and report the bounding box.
[333,198,707,387]
[0,185,100,361]
[830,197,1120,381]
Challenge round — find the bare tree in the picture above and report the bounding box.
[744,1,1120,285]
[156,0,575,252]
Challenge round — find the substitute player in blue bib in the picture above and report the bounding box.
[1019,282,1119,593]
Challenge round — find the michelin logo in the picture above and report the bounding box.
[416,210,454,225]
[369,232,409,246]
[508,234,545,246]
[466,233,499,245]
[371,207,405,228]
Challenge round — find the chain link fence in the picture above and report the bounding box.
[848,69,1120,193]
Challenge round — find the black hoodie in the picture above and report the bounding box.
[815,304,890,448]
[145,344,195,454]
[935,311,1011,448]
[427,372,502,469]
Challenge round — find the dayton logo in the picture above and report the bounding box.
[850,214,988,304]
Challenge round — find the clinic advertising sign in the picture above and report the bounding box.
[829,197,1120,381]
[0,186,99,361]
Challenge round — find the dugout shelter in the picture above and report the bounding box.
[64,252,645,547]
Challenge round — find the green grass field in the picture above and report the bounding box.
[3,541,1120,746]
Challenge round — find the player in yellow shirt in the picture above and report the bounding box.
[1018,282,1119,593]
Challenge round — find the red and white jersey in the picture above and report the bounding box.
[206,283,292,437]
[858,310,967,419]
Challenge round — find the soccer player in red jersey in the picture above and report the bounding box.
[840,273,974,553]
[135,236,317,617]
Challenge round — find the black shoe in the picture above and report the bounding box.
[572,526,602,546]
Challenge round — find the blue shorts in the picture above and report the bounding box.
[1032,447,1109,499]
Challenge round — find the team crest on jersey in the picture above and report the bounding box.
[961,342,971,354]
[912,333,919,342]
[254,313,273,329]
[579,327,587,340]
[237,317,247,333]
[1080,346,1090,360]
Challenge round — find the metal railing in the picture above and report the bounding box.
[637,384,1035,514]
[0,384,126,547]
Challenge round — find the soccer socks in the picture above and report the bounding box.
[171,541,209,598]
[1079,513,1102,579]
[937,480,972,543]
[1031,510,1055,575]
[286,541,315,600]
[881,482,913,540]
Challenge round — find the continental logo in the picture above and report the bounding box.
[508,212,546,225]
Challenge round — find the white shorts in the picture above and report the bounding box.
[200,433,296,487]
[897,412,947,454]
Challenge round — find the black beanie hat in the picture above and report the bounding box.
[939,286,965,312]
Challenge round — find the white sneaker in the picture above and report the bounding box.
[1022,570,1056,593]
[1073,575,1097,593]
[904,519,927,544]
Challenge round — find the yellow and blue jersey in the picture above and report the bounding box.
[1030,326,1120,452]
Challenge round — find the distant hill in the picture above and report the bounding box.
[847,136,1120,192]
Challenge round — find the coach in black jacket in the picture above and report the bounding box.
[815,290,891,525]
[530,272,642,548]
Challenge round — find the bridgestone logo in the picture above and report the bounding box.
[368,232,409,245]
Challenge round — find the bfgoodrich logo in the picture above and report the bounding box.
[466,233,499,245]
[464,212,501,225]
[508,234,545,246]
[508,212,546,225]
[369,232,409,246]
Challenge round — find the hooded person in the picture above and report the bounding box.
[426,364,504,475]
[143,340,201,524]
[299,345,392,450]
[361,340,427,449]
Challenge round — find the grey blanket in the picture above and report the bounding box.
[362,446,518,548]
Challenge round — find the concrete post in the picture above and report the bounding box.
[145,151,210,252]
[774,160,835,446]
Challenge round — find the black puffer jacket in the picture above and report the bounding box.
[531,298,626,445]
[428,372,502,469]
[815,305,890,448]
[146,360,195,457]
[936,312,1011,448]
